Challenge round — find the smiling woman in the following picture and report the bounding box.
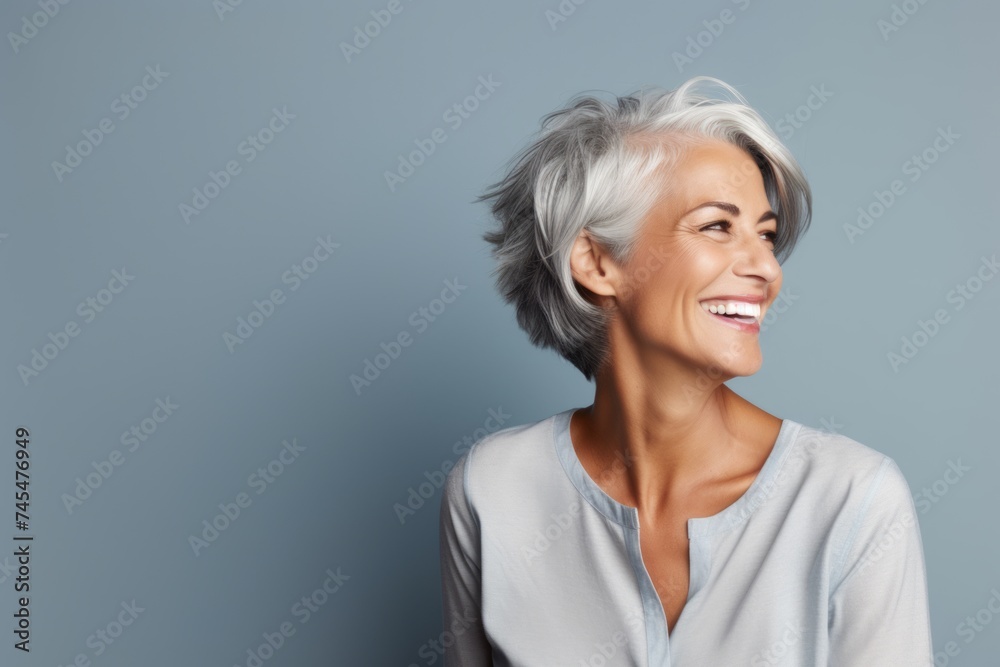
[439,77,934,666]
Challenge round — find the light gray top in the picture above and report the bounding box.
[438,408,934,666]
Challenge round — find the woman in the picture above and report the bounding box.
[439,77,933,665]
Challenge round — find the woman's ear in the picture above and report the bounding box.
[569,231,621,299]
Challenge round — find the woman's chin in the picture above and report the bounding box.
[701,351,763,379]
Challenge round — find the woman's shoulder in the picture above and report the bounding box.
[444,409,567,504]
[466,412,554,463]
[741,397,898,486]
[780,421,925,597]
[781,420,915,514]
[786,420,891,471]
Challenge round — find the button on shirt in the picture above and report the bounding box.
[438,408,934,666]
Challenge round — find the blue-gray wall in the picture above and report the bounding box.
[1,1,997,665]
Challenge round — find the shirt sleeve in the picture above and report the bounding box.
[439,450,494,666]
[827,456,934,666]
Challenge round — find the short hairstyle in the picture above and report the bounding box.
[476,76,812,381]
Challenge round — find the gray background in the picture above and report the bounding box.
[1,0,997,665]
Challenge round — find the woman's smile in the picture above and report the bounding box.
[699,296,767,333]
[700,303,761,333]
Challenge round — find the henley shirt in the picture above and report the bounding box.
[438,407,935,666]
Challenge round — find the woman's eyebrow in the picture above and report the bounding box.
[682,200,778,222]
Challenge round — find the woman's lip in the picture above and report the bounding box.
[702,306,761,333]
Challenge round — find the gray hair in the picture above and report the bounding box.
[476,76,812,381]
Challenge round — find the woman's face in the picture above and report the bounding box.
[611,139,783,379]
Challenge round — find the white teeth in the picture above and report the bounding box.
[700,301,761,320]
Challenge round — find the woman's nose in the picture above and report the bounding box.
[733,233,781,283]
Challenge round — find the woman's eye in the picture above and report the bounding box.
[701,222,778,246]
